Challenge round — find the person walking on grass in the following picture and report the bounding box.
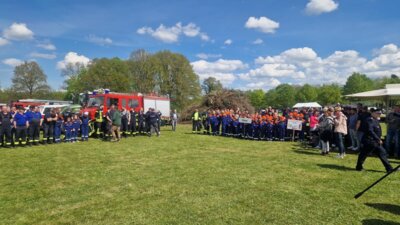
[356,108,395,173]
[171,109,178,131]
[334,107,347,159]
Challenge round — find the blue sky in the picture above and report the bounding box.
[1,0,400,90]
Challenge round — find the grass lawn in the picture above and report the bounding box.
[1,125,399,225]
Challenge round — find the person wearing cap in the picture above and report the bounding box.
[356,108,394,173]
[13,107,29,146]
[81,111,90,141]
[334,106,348,158]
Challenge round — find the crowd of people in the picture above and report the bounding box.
[0,104,179,148]
[191,104,399,172]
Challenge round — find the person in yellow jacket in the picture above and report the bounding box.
[192,109,201,133]
[94,105,103,138]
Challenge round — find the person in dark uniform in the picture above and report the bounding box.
[28,106,43,145]
[13,107,29,146]
[147,108,159,137]
[0,106,13,147]
[138,108,145,135]
[156,110,162,134]
[129,108,137,136]
[120,108,129,138]
[356,109,394,173]
[43,109,56,144]
[10,106,17,147]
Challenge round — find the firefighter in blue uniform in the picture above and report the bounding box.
[138,108,146,135]
[356,108,394,173]
[0,106,13,147]
[81,112,90,141]
[28,106,42,145]
[13,107,28,146]
[54,113,63,143]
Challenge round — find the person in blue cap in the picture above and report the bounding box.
[13,107,28,146]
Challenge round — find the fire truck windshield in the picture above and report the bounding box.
[88,96,104,107]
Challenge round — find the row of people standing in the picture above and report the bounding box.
[0,105,90,147]
[191,108,310,141]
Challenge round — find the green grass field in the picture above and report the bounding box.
[1,125,399,225]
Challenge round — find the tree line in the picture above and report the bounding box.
[246,73,400,110]
[2,49,399,111]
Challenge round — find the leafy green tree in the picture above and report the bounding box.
[12,61,50,97]
[317,84,342,105]
[373,74,400,89]
[152,51,201,110]
[343,72,374,95]
[202,77,223,94]
[127,49,158,93]
[271,84,296,109]
[295,84,318,102]
[247,89,266,110]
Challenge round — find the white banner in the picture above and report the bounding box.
[287,119,302,131]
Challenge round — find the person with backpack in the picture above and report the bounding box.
[318,107,335,155]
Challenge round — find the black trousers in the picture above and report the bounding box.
[130,119,136,133]
[356,141,393,172]
[138,120,145,133]
[0,124,12,146]
[15,126,27,145]
[43,123,54,141]
[121,118,129,135]
[149,121,159,136]
[94,121,102,136]
[29,121,40,143]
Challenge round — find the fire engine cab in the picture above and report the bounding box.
[81,89,171,121]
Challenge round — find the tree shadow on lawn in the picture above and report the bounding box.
[317,164,383,173]
[365,203,400,216]
[362,219,400,225]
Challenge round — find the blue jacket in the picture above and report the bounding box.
[14,113,27,126]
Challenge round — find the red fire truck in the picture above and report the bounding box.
[80,89,171,121]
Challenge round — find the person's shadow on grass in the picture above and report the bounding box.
[317,164,383,173]
[365,203,400,216]
[362,219,400,225]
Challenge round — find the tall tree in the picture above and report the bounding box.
[127,49,158,93]
[296,84,318,102]
[202,77,223,94]
[12,61,50,97]
[272,84,296,109]
[152,51,201,110]
[247,89,266,110]
[343,72,374,95]
[317,84,342,105]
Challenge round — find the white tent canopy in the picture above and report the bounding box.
[345,84,400,99]
[292,102,322,108]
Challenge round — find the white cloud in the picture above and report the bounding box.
[242,43,400,87]
[245,78,281,90]
[253,38,263,45]
[245,16,279,34]
[37,43,56,50]
[196,53,222,60]
[137,22,209,43]
[305,0,339,15]
[3,23,34,40]
[224,39,233,45]
[87,35,113,46]
[2,58,23,67]
[30,52,57,59]
[191,59,248,85]
[0,37,10,46]
[57,52,90,70]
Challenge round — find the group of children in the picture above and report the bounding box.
[193,108,311,141]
